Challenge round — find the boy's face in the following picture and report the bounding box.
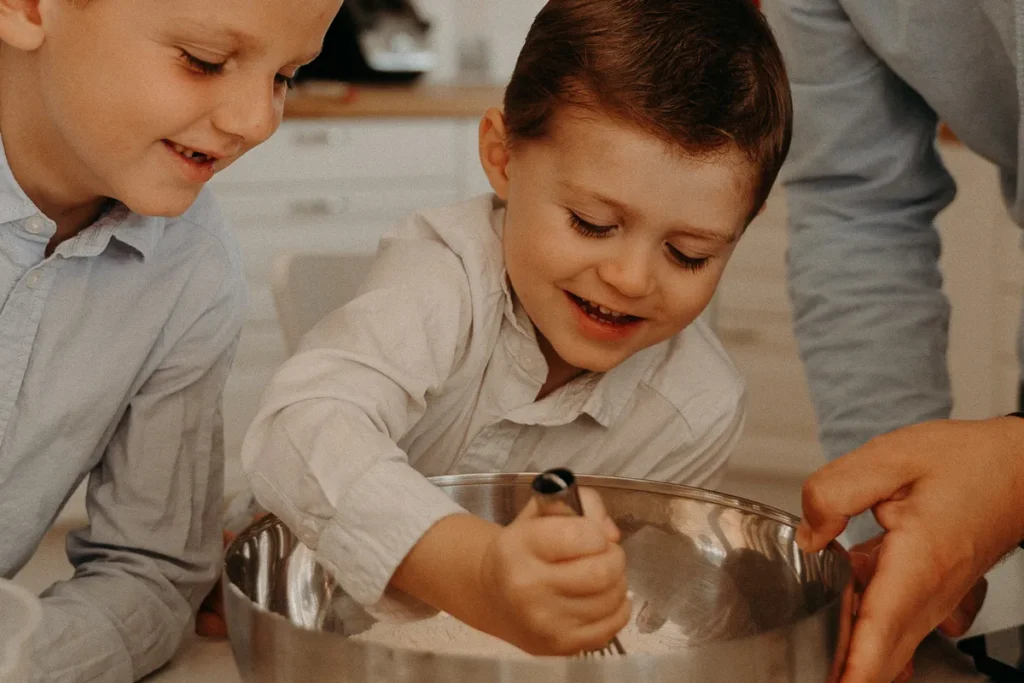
[23,0,340,216]
[489,108,752,375]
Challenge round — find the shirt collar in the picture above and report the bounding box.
[62,203,165,261]
[507,349,656,430]
[581,344,659,427]
[490,199,528,335]
[0,134,165,261]
[109,208,165,260]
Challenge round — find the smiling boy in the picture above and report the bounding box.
[0,0,340,680]
[242,0,791,656]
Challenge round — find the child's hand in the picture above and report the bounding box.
[476,487,631,655]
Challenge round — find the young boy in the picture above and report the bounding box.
[0,0,340,680]
[242,0,791,657]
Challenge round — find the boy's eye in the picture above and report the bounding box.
[180,50,296,90]
[567,211,616,237]
[665,243,710,272]
[180,50,225,76]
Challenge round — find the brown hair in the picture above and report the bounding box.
[503,0,792,219]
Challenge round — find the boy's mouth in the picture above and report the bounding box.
[567,292,644,325]
[163,140,216,165]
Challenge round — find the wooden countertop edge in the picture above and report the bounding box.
[283,83,505,119]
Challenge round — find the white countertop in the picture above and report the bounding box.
[142,633,986,683]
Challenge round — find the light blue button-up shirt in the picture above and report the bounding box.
[764,0,1024,540]
[0,137,246,681]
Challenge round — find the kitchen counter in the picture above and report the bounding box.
[283,82,505,119]
[143,633,986,682]
[280,83,964,152]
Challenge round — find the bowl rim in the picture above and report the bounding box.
[427,472,805,527]
[223,473,852,665]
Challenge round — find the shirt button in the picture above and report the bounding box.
[26,272,41,289]
[24,216,46,234]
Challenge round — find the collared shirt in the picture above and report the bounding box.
[0,137,246,681]
[242,194,746,611]
[764,0,1024,540]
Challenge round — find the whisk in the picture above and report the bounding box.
[531,468,627,657]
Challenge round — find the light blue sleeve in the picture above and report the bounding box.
[29,271,245,683]
[764,0,958,539]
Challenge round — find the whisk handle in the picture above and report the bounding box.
[531,468,585,517]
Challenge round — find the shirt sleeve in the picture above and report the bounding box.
[764,0,957,519]
[28,271,245,682]
[241,227,476,610]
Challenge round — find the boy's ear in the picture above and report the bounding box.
[478,107,512,201]
[0,0,45,51]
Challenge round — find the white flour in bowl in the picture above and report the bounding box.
[351,610,687,658]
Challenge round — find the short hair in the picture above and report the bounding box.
[503,0,792,219]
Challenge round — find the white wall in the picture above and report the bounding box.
[416,0,547,84]
[467,0,547,82]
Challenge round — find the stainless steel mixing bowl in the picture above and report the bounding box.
[224,474,853,682]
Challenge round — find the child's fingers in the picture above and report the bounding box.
[550,581,631,624]
[525,516,609,562]
[550,547,628,596]
[563,596,633,653]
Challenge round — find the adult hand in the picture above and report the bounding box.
[797,417,1024,683]
[845,534,988,682]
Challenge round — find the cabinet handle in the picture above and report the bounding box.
[288,198,332,216]
[292,129,331,146]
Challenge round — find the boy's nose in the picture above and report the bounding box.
[597,246,656,299]
[212,82,280,147]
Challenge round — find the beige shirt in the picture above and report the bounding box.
[241,194,745,610]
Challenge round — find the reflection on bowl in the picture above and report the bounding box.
[224,473,853,682]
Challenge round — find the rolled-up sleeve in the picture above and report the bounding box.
[764,1,957,485]
[241,229,474,609]
[30,272,245,683]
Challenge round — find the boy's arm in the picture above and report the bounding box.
[30,272,245,682]
[763,0,957,541]
[241,229,477,612]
